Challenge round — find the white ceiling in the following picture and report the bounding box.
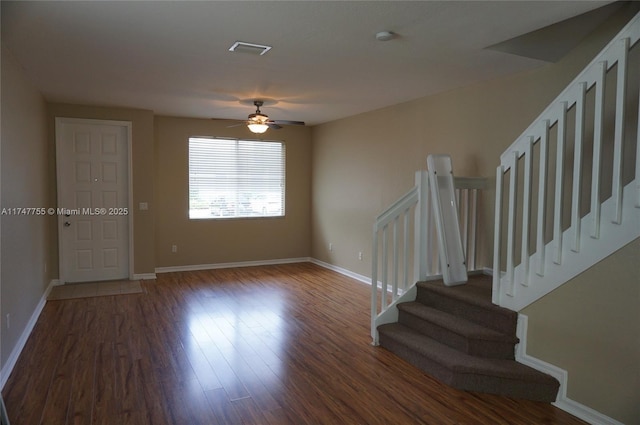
[1,1,617,126]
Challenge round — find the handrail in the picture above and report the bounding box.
[493,13,640,310]
[371,170,486,343]
[374,187,419,230]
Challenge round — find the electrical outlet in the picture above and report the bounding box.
[171,245,178,253]
[329,243,333,252]
[358,252,363,260]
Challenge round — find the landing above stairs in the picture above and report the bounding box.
[377,275,560,402]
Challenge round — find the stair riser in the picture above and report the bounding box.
[416,289,516,335]
[378,332,455,384]
[450,373,559,403]
[398,310,516,360]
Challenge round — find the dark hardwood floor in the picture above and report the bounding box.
[2,263,587,425]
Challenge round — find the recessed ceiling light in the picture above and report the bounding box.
[229,41,272,55]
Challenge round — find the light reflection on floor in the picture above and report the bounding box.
[183,294,288,393]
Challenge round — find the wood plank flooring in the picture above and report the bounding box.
[2,263,587,425]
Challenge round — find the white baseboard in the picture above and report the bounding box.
[482,267,493,276]
[155,257,311,274]
[153,257,369,282]
[517,314,624,425]
[154,258,487,288]
[1,279,57,389]
[308,258,370,285]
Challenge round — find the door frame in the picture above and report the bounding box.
[55,117,134,284]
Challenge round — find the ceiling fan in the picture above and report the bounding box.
[232,100,305,134]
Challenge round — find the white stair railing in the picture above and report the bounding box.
[493,13,640,311]
[371,170,486,343]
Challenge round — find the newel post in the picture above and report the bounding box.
[414,170,430,281]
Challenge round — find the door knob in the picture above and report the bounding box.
[64,221,71,227]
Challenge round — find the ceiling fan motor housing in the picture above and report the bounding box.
[249,100,269,123]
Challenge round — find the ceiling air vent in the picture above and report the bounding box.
[228,41,272,56]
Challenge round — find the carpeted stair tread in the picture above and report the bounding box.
[378,323,556,384]
[416,275,517,335]
[398,302,518,344]
[417,275,499,310]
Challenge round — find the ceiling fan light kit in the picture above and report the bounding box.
[238,100,305,134]
[247,123,269,134]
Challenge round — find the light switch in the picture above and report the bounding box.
[139,202,149,211]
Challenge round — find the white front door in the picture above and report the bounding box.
[56,118,132,283]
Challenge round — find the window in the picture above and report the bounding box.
[189,137,285,219]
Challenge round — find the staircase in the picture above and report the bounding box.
[493,12,639,310]
[377,275,559,402]
[372,11,639,407]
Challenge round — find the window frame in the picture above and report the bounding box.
[188,136,286,220]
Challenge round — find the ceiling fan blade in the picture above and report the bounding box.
[267,122,282,130]
[226,122,246,128]
[271,120,305,126]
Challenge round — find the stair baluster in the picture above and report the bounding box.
[493,13,640,311]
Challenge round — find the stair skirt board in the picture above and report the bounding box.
[377,275,560,403]
[515,314,627,425]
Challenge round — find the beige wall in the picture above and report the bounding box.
[1,45,53,368]
[47,103,156,276]
[311,6,638,423]
[154,116,311,268]
[523,239,639,424]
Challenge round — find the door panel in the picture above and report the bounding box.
[56,118,130,283]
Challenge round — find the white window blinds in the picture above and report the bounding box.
[189,137,285,219]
